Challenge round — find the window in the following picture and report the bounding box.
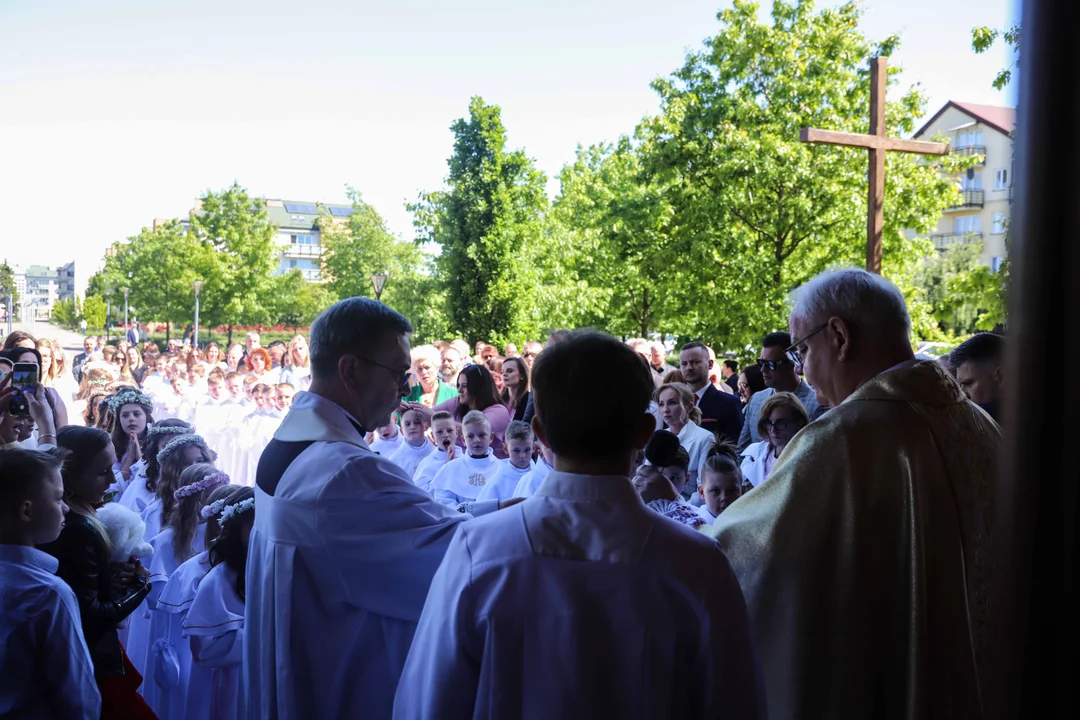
[994,168,1009,190]
[992,213,1007,234]
[991,257,1005,273]
[296,234,316,245]
[956,130,984,148]
[961,172,983,191]
[953,215,981,234]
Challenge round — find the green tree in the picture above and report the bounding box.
[188,183,279,342]
[102,220,219,342]
[411,97,550,344]
[916,239,1005,335]
[51,298,78,328]
[972,23,1020,90]
[266,270,332,331]
[319,188,447,340]
[628,0,971,349]
[0,260,20,316]
[82,295,107,330]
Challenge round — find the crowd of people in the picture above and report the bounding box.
[0,267,1008,719]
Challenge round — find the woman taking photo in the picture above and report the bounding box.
[500,356,530,421]
[1,346,67,430]
[405,344,457,407]
[40,426,155,718]
[740,392,809,488]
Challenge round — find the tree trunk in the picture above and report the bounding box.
[227,325,233,346]
[165,321,171,344]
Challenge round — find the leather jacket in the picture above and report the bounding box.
[39,512,151,678]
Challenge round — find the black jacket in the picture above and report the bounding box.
[72,351,90,383]
[39,513,151,678]
[697,384,745,446]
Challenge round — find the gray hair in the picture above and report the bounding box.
[410,344,442,369]
[790,268,911,340]
[309,298,413,377]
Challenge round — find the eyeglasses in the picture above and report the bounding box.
[356,355,412,389]
[757,358,792,372]
[522,352,536,359]
[763,418,802,433]
[785,324,828,366]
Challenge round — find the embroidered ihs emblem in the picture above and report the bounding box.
[468,473,487,487]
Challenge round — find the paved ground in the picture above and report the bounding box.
[9,320,88,360]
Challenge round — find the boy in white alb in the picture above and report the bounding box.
[511,438,555,499]
[0,447,101,719]
[389,408,434,478]
[431,411,501,506]
[476,420,533,502]
[413,411,457,494]
[394,331,764,719]
[370,418,404,456]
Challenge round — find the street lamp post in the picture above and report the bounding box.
[192,280,204,349]
[371,272,387,303]
[123,288,130,338]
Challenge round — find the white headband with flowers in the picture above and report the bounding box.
[200,497,230,521]
[107,388,153,414]
[219,497,255,523]
[156,434,208,465]
[146,425,192,443]
[174,470,229,501]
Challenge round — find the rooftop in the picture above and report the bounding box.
[915,101,1017,139]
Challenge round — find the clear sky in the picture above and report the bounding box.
[0,0,1018,282]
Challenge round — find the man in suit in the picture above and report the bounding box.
[71,336,96,384]
[679,342,744,446]
[721,360,740,395]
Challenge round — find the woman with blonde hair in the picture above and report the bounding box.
[112,345,135,384]
[740,391,810,488]
[36,337,75,422]
[652,382,716,493]
[281,334,312,390]
[126,345,148,385]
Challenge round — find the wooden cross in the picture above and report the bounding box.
[799,57,949,273]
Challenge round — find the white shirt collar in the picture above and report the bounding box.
[693,384,708,401]
[534,471,641,504]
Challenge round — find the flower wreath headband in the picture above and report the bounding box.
[218,497,255,523]
[146,425,193,443]
[157,434,209,465]
[176,470,229,501]
[107,388,153,414]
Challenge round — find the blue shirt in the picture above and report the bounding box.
[0,545,100,719]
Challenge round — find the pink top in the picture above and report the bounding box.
[432,398,512,459]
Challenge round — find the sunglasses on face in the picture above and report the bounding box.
[757,358,792,372]
[523,352,536,359]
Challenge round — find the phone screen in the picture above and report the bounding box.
[12,365,38,391]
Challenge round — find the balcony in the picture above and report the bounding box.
[954,145,986,162]
[946,189,985,211]
[281,244,323,259]
[931,232,982,250]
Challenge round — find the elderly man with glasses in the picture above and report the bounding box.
[736,331,821,451]
[710,268,1000,719]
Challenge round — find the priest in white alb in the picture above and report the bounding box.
[244,298,505,719]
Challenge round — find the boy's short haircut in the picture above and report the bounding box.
[225,371,242,382]
[253,383,269,394]
[243,375,258,386]
[0,447,68,516]
[505,420,534,442]
[208,374,224,384]
[276,383,295,392]
[191,364,207,377]
[533,331,653,461]
[461,410,491,430]
[431,410,454,424]
[401,407,429,424]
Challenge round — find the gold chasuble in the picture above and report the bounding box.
[711,361,998,719]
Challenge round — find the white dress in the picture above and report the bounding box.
[412,449,450,494]
[156,551,214,720]
[123,497,165,676]
[184,563,246,720]
[142,525,206,718]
